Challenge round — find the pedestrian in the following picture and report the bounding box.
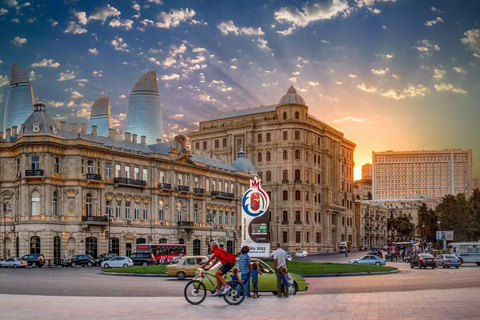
[345,250,348,257]
[273,242,288,298]
[251,261,262,298]
[237,245,252,298]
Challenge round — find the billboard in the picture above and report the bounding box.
[241,177,270,257]
[436,231,454,241]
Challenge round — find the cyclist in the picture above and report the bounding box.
[201,241,236,296]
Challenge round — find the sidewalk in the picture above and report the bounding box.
[2,287,480,319]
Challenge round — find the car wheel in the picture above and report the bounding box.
[87,262,92,267]
[442,263,445,268]
[177,272,186,280]
[142,262,148,266]
[432,265,435,269]
[410,264,414,269]
[353,262,358,264]
[13,264,18,268]
[32,262,37,268]
[447,266,450,268]
[375,262,380,266]
[104,264,110,269]
[123,263,128,268]
[455,266,459,269]
[71,262,76,267]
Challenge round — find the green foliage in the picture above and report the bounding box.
[417,203,438,243]
[387,212,415,241]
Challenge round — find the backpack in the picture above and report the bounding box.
[286,273,293,285]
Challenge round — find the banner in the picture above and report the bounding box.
[436,230,454,241]
[241,177,270,257]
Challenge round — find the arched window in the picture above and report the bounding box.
[86,193,93,216]
[176,201,182,222]
[136,238,146,244]
[179,238,185,244]
[257,152,262,162]
[295,111,299,119]
[193,239,201,255]
[283,111,287,120]
[30,236,41,254]
[31,191,40,215]
[295,149,301,160]
[159,238,168,244]
[283,150,288,160]
[85,237,97,258]
[266,151,271,161]
[227,240,233,253]
[159,199,164,221]
[194,204,198,223]
[53,191,58,216]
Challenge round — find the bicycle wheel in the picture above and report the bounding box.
[184,280,207,305]
[223,280,246,305]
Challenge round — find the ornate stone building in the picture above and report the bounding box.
[188,86,356,253]
[0,103,254,261]
[355,201,388,248]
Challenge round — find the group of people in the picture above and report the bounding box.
[200,241,292,298]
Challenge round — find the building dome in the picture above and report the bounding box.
[278,85,306,106]
[20,102,59,137]
[231,150,257,175]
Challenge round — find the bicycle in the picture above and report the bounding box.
[184,268,246,305]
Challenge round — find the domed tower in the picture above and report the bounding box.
[231,150,258,175]
[19,102,59,137]
[124,70,163,144]
[4,63,35,131]
[88,96,112,137]
[276,85,308,121]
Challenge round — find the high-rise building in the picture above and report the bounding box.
[3,63,35,131]
[372,149,474,200]
[362,163,372,180]
[124,70,163,145]
[189,86,357,253]
[88,96,112,137]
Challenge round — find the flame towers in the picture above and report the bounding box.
[88,96,112,136]
[3,63,35,131]
[124,70,163,144]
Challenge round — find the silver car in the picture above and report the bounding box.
[101,256,134,268]
[436,254,461,268]
[349,255,386,266]
[0,257,28,268]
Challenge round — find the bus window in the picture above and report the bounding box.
[460,245,468,253]
[469,245,478,253]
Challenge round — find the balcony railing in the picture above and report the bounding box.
[177,221,195,228]
[82,216,108,223]
[176,185,190,192]
[294,179,302,184]
[294,220,303,225]
[194,188,205,194]
[86,173,102,181]
[282,180,289,184]
[158,183,171,190]
[114,177,146,187]
[26,169,44,177]
[211,191,235,199]
[281,220,289,225]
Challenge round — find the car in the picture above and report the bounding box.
[349,255,386,266]
[270,251,292,261]
[64,254,94,267]
[0,257,28,268]
[436,254,461,268]
[168,255,183,264]
[101,256,134,268]
[366,251,384,258]
[21,253,45,268]
[129,252,156,266]
[166,255,207,279]
[372,246,381,252]
[410,254,436,269]
[358,245,369,252]
[94,253,118,266]
[295,250,308,258]
[194,258,308,295]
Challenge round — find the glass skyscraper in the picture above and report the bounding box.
[3,63,35,131]
[124,70,163,145]
[88,96,112,137]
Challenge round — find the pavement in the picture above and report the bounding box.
[2,287,480,319]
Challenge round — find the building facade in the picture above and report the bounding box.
[0,103,253,261]
[362,163,372,180]
[188,86,356,253]
[354,179,372,200]
[373,149,474,200]
[354,201,388,249]
[88,96,112,137]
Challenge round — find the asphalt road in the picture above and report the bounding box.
[1,252,479,297]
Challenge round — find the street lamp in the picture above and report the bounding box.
[206,212,214,253]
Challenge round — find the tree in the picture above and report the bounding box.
[417,203,438,243]
[387,212,415,241]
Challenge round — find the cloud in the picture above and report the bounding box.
[308,81,319,86]
[433,67,446,80]
[193,47,206,53]
[109,19,134,30]
[431,6,443,13]
[73,11,88,25]
[425,17,443,26]
[277,26,295,35]
[461,29,480,58]
[371,67,389,75]
[0,75,9,87]
[88,48,99,55]
[31,59,60,68]
[0,8,8,15]
[170,114,184,119]
[274,0,351,28]
[64,21,87,34]
[48,18,58,26]
[198,93,215,102]
[58,70,76,81]
[375,53,394,59]
[333,116,364,123]
[415,39,440,54]
[357,82,377,93]
[161,73,180,81]
[453,67,466,74]
[257,38,270,50]
[46,100,65,108]
[381,84,429,100]
[93,70,103,77]
[76,108,91,118]
[71,91,83,99]
[53,114,68,120]
[11,36,27,47]
[172,44,187,55]
[3,0,17,7]
[381,89,404,100]
[155,8,196,28]
[163,57,176,67]
[11,18,19,23]
[434,83,468,94]
[89,4,120,22]
[111,37,129,52]
[349,74,357,78]
[217,20,264,36]
[148,0,162,4]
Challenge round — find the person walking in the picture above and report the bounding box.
[273,242,288,298]
[238,245,252,298]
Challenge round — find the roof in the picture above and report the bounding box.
[131,70,159,94]
[208,104,277,121]
[20,103,58,137]
[90,96,111,117]
[278,85,306,106]
[10,63,31,85]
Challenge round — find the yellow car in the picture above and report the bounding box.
[166,255,207,280]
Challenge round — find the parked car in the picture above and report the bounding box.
[410,254,436,269]
[64,254,94,267]
[295,250,308,258]
[101,256,133,268]
[168,255,183,264]
[194,258,309,295]
[166,255,207,279]
[436,254,461,269]
[269,251,292,260]
[0,257,28,268]
[366,251,384,258]
[129,252,156,266]
[358,245,369,252]
[94,253,118,266]
[349,255,386,266]
[21,253,45,268]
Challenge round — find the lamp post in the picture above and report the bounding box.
[207,212,214,253]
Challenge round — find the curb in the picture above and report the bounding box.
[101,271,168,277]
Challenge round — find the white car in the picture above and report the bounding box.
[101,256,134,268]
[270,251,292,261]
[349,255,386,266]
[295,250,308,258]
[0,257,28,268]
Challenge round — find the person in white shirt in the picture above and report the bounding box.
[273,242,288,297]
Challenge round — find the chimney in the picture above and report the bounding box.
[60,121,66,129]
[91,125,97,136]
[70,123,78,132]
[125,132,131,142]
[132,134,137,144]
[108,128,115,139]
[6,128,11,139]
[81,123,87,134]
[0,131,3,140]
[12,126,17,136]
[156,139,162,144]
[141,136,146,145]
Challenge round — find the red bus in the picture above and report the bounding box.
[136,243,186,264]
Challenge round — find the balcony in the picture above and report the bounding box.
[282,180,289,184]
[82,215,108,225]
[294,180,302,184]
[194,188,205,194]
[114,177,146,187]
[294,220,303,225]
[281,220,289,225]
[211,191,235,199]
[25,169,44,177]
[86,173,102,181]
[177,221,195,229]
[176,185,190,192]
[158,183,172,190]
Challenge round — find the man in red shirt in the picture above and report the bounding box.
[201,241,236,295]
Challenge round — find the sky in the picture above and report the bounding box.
[0,0,479,181]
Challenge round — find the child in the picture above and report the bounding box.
[251,262,262,298]
[230,267,240,300]
[280,266,290,297]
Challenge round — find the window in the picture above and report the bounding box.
[231,213,235,226]
[134,205,139,220]
[282,211,288,221]
[295,170,300,180]
[266,171,272,181]
[295,131,300,140]
[143,207,148,220]
[106,200,112,218]
[87,160,94,174]
[203,141,207,149]
[305,192,309,201]
[215,140,219,148]
[125,166,130,179]
[194,205,198,223]
[283,150,288,160]
[54,158,60,173]
[295,111,299,119]
[30,236,41,254]
[295,211,301,221]
[97,161,101,175]
[86,193,93,216]
[257,134,262,143]
[296,231,301,243]
[53,191,58,215]
[143,169,148,181]
[134,167,139,180]
[16,158,20,172]
[115,164,121,177]
[283,131,288,140]
[81,159,84,174]
[31,156,40,170]
[125,202,131,219]
[283,170,288,180]
[283,231,288,243]
[116,202,121,219]
[106,163,112,178]
[316,232,321,243]
[160,171,165,183]
[283,190,288,201]
[295,190,301,201]
[159,200,164,221]
[266,132,271,142]
[223,138,227,147]
[306,211,309,223]
[219,211,223,225]
[266,151,271,161]
[306,232,310,243]
[257,152,262,162]
[295,149,300,160]
[283,112,287,120]
[176,201,182,222]
[195,142,199,149]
